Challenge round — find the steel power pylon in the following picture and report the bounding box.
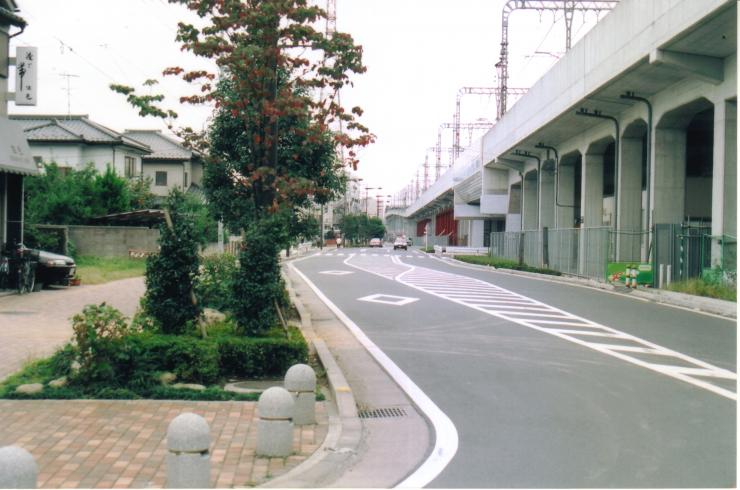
[453,86,528,159]
[438,120,494,173]
[495,0,619,120]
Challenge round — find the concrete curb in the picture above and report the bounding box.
[440,255,736,319]
[261,265,362,488]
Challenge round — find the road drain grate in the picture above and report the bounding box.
[357,407,407,419]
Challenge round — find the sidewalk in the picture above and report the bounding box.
[0,399,327,488]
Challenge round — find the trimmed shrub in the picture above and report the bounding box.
[196,253,238,311]
[144,190,202,334]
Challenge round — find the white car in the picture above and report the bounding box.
[393,237,408,251]
[369,238,382,248]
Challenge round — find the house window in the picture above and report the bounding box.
[155,171,168,186]
[124,156,136,178]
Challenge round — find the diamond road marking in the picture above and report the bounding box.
[358,293,419,306]
[319,270,354,276]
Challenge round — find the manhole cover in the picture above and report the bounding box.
[358,407,407,419]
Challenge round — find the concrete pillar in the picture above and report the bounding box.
[619,135,644,261]
[0,446,37,489]
[556,163,576,228]
[540,168,555,229]
[284,364,316,426]
[166,413,211,489]
[257,387,295,458]
[709,100,737,267]
[652,128,686,224]
[582,153,604,227]
[522,172,538,230]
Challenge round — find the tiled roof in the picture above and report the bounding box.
[124,130,199,161]
[9,115,150,152]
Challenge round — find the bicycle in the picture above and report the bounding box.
[5,242,37,294]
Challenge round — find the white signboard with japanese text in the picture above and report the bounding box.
[14,46,37,106]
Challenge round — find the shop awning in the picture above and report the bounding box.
[0,117,37,176]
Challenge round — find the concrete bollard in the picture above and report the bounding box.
[256,387,295,457]
[166,413,211,488]
[284,364,317,425]
[0,446,37,488]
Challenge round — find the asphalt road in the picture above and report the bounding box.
[293,247,736,488]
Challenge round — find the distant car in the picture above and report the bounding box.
[393,237,407,251]
[369,238,382,248]
[406,238,413,247]
[35,250,76,289]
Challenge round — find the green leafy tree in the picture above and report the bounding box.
[143,189,201,334]
[366,217,386,240]
[111,1,373,336]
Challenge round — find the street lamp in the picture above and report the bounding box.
[364,186,381,215]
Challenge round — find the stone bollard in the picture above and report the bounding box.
[166,413,211,488]
[0,446,37,488]
[284,364,316,425]
[256,387,295,457]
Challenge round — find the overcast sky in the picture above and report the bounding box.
[10,0,606,198]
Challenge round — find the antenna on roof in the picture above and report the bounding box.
[58,72,79,119]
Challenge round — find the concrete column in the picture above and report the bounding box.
[652,128,686,224]
[522,173,538,230]
[618,136,644,260]
[711,100,737,266]
[556,164,575,228]
[582,153,604,227]
[540,168,555,229]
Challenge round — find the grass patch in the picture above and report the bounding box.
[666,278,736,302]
[421,247,435,253]
[75,256,147,285]
[454,254,562,276]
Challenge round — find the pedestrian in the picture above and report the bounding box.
[336,237,342,248]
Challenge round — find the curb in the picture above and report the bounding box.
[261,265,362,488]
[439,256,736,319]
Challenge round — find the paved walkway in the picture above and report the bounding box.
[0,399,327,488]
[0,277,145,381]
[0,275,331,488]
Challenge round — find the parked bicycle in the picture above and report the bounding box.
[0,241,38,294]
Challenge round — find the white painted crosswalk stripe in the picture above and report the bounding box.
[387,257,737,400]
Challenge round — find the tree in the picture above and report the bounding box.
[143,189,201,334]
[111,1,373,336]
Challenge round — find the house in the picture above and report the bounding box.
[0,1,36,248]
[9,114,150,178]
[123,129,203,197]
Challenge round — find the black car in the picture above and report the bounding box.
[35,250,76,288]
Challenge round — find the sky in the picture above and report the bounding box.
[9,0,606,199]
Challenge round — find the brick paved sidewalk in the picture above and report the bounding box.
[0,399,327,488]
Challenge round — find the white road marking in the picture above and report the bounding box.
[289,256,458,488]
[387,259,736,400]
[358,293,419,306]
[319,270,354,276]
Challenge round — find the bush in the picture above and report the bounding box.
[217,335,308,378]
[71,303,139,383]
[454,255,562,276]
[196,253,238,311]
[144,190,202,334]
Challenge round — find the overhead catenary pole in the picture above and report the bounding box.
[496,0,619,120]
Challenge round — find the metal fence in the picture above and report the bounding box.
[489,227,611,280]
[492,224,736,286]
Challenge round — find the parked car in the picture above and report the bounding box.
[369,238,382,248]
[406,237,413,247]
[35,250,76,289]
[393,237,408,251]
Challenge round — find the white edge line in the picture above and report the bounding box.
[289,256,459,488]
